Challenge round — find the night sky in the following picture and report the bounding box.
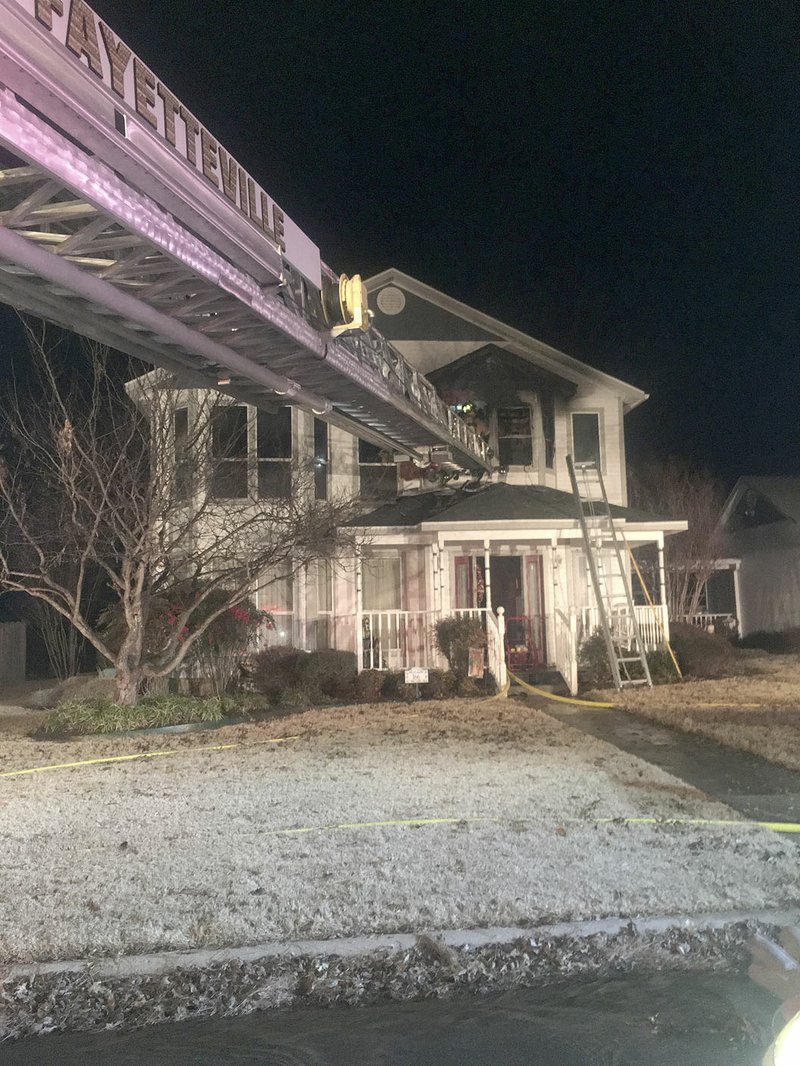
[5,0,800,484]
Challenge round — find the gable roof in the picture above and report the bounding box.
[366,268,649,411]
[351,482,676,529]
[427,344,577,404]
[721,477,800,528]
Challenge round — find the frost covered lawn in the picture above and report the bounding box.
[0,699,797,964]
[590,651,800,770]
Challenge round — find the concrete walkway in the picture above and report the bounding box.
[542,701,800,824]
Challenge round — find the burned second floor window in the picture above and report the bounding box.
[313,418,328,500]
[497,407,533,467]
[541,394,555,469]
[359,439,397,501]
[211,406,247,498]
[257,408,292,498]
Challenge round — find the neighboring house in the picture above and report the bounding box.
[150,270,686,692]
[712,477,800,637]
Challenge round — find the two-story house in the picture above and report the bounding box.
[152,270,685,692]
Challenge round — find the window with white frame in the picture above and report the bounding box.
[497,406,533,467]
[256,407,292,498]
[209,405,292,499]
[359,439,397,501]
[571,411,601,467]
[211,406,248,498]
[362,556,402,611]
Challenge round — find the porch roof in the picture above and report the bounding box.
[353,482,675,528]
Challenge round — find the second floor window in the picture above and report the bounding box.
[211,406,248,498]
[210,405,292,499]
[257,408,291,498]
[497,407,533,467]
[359,439,397,501]
[571,412,601,467]
[313,418,328,500]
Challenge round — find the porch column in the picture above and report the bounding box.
[438,536,448,615]
[355,554,364,671]
[431,543,441,615]
[657,533,670,641]
[657,533,667,609]
[483,539,492,611]
[733,561,744,637]
[296,565,308,650]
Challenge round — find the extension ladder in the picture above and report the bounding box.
[566,456,653,690]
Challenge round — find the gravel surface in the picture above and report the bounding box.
[0,700,797,965]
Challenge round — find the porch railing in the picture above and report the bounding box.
[677,612,737,635]
[554,608,578,695]
[579,603,669,652]
[360,610,439,671]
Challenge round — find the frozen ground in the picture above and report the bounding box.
[591,651,800,770]
[0,699,796,964]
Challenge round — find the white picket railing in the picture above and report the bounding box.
[579,603,669,652]
[678,612,736,635]
[554,608,578,695]
[360,610,439,671]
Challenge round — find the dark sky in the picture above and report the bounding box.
[8,0,800,483]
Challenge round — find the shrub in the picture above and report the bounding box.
[738,627,800,654]
[579,630,679,689]
[250,646,303,702]
[276,681,323,709]
[41,695,228,736]
[356,669,385,702]
[669,621,736,678]
[297,649,357,699]
[434,616,486,682]
[424,669,458,699]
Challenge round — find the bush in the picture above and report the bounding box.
[250,646,303,702]
[297,649,357,699]
[738,627,800,654]
[669,621,736,678]
[356,669,385,702]
[579,630,680,689]
[41,695,228,736]
[276,681,323,709]
[434,616,486,682]
[424,669,458,699]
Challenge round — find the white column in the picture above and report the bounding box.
[355,554,364,671]
[733,562,744,637]
[657,533,667,610]
[483,538,493,612]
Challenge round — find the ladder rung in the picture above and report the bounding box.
[620,679,650,687]
[617,656,645,663]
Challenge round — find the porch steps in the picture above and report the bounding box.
[509,667,570,698]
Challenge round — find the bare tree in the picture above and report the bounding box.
[628,456,725,619]
[0,322,362,705]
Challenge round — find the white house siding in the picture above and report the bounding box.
[738,548,800,636]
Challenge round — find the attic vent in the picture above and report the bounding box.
[376,286,406,315]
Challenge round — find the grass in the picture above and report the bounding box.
[588,650,800,770]
[0,699,796,965]
[40,695,230,736]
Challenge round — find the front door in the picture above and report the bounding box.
[491,555,546,668]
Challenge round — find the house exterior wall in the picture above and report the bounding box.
[738,548,800,636]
